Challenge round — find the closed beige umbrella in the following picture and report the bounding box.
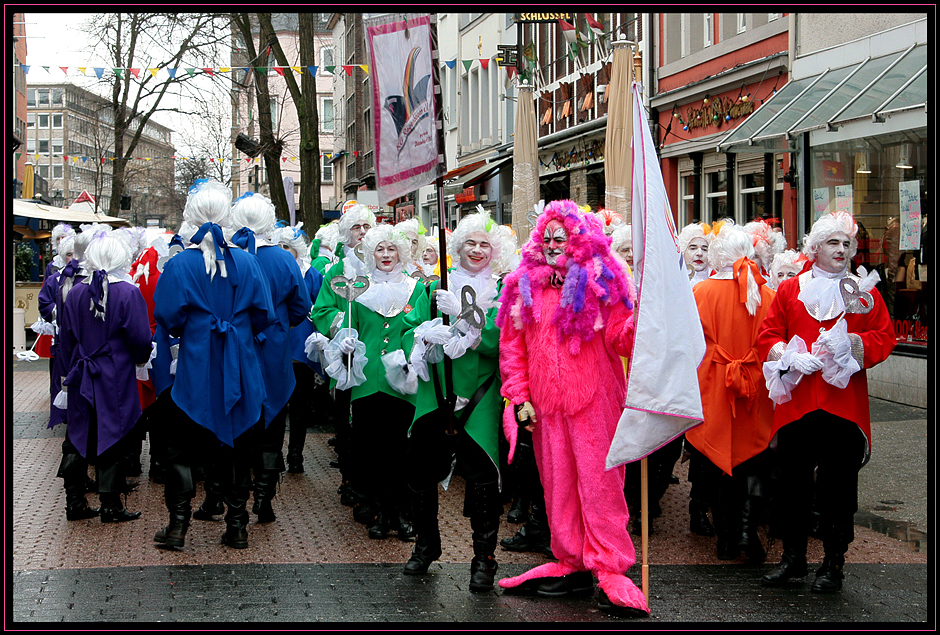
[22,162,35,200]
[604,38,635,218]
[512,80,539,242]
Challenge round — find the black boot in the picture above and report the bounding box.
[507,497,529,524]
[738,497,766,563]
[221,488,250,549]
[467,481,501,593]
[762,536,809,586]
[404,487,442,575]
[154,489,193,550]
[251,469,278,523]
[64,478,99,520]
[286,451,304,474]
[689,499,715,536]
[811,553,845,593]
[99,492,141,523]
[193,470,225,521]
[500,496,552,557]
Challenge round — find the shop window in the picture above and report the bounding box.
[706,170,727,221]
[739,172,766,224]
[680,174,696,224]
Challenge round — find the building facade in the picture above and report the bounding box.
[24,82,177,227]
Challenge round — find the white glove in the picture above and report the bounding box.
[424,323,454,345]
[434,288,461,317]
[338,336,358,355]
[790,352,823,375]
[305,331,330,353]
[816,325,851,358]
[444,325,481,359]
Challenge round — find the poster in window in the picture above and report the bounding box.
[813,187,830,220]
[835,184,852,215]
[898,180,921,251]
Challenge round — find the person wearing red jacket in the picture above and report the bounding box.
[756,211,896,593]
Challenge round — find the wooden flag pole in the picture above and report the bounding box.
[640,456,650,603]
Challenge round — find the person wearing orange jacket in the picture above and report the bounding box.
[756,211,896,593]
[685,222,776,562]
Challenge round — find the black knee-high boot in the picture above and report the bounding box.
[98,455,140,523]
[222,486,251,549]
[467,481,501,593]
[403,487,442,574]
[58,447,99,521]
[193,464,225,520]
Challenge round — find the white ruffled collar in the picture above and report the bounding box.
[448,264,499,309]
[356,264,418,317]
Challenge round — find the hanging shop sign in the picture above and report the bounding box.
[683,96,754,131]
[514,13,575,23]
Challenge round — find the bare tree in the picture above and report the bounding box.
[258,12,323,232]
[231,13,290,222]
[84,12,231,218]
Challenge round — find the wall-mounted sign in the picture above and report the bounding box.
[496,44,518,67]
[684,96,754,131]
[514,13,575,23]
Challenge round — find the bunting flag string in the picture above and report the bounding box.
[16,63,344,79]
[13,152,350,164]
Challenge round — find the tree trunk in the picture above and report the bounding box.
[298,12,322,233]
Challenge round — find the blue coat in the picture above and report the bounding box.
[153,247,275,446]
[59,276,153,457]
[290,265,325,373]
[251,245,311,423]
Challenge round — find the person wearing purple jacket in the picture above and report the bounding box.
[57,233,153,522]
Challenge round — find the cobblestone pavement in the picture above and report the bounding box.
[9,357,932,625]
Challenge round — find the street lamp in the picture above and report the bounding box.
[52,190,64,207]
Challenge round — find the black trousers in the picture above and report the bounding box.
[287,363,320,455]
[773,410,866,551]
[624,436,683,513]
[350,392,415,513]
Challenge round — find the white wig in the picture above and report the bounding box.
[678,223,712,254]
[74,223,113,262]
[709,224,763,315]
[272,223,310,257]
[768,249,807,290]
[361,224,413,272]
[181,179,233,279]
[229,192,277,241]
[315,222,340,253]
[610,223,632,253]
[448,210,512,275]
[395,217,425,259]
[744,220,787,273]
[803,211,858,263]
[57,236,76,261]
[51,223,75,252]
[114,226,149,261]
[82,234,134,320]
[337,203,376,246]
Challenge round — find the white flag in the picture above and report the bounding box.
[606,83,706,469]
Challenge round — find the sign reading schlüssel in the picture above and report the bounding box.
[514,13,575,23]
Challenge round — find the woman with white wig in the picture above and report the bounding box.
[152,179,275,551]
[310,222,340,275]
[56,234,152,523]
[322,223,424,541]
[45,222,76,279]
[309,203,376,516]
[206,193,311,524]
[767,249,808,291]
[399,210,507,592]
[678,222,714,288]
[610,223,634,275]
[757,211,895,594]
[395,217,426,274]
[685,222,776,563]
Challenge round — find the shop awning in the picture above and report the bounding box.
[718,43,927,154]
[442,157,511,196]
[12,199,131,226]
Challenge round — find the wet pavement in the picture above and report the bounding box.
[9,355,932,624]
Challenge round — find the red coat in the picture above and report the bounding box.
[130,246,161,409]
[756,271,896,457]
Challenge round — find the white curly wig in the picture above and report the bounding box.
[114,226,149,262]
[271,223,310,258]
[57,236,76,261]
[180,179,233,279]
[74,223,114,262]
[337,203,376,246]
[228,192,277,242]
[448,211,512,275]
[610,223,632,254]
[678,222,712,254]
[395,217,426,259]
[315,222,340,253]
[803,211,858,263]
[708,223,763,315]
[51,223,75,253]
[361,224,413,272]
[744,220,787,273]
[768,249,807,290]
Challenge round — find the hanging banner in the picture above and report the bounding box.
[366,14,440,205]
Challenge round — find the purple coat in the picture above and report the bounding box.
[59,276,153,457]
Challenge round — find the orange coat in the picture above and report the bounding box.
[686,271,776,476]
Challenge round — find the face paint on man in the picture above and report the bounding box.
[374,241,400,272]
[684,237,708,273]
[542,221,568,267]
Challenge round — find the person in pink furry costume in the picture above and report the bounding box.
[495,200,649,616]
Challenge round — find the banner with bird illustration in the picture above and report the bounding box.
[366,15,440,205]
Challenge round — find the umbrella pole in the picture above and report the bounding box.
[640,456,649,603]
